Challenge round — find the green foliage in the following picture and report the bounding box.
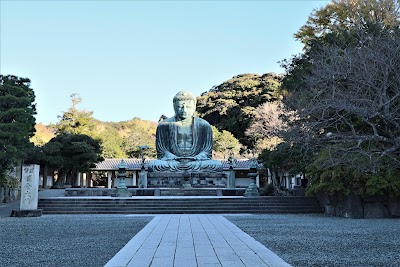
[0,75,36,184]
[53,95,157,159]
[305,145,382,195]
[0,174,21,188]
[121,119,157,158]
[42,133,103,185]
[98,128,125,158]
[37,117,158,160]
[211,126,241,159]
[56,94,96,135]
[365,172,400,197]
[283,28,400,195]
[30,123,56,146]
[307,166,400,197]
[295,0,400,45]
[197,73,283,149]
[24,145,45,165]
[276,0,400,197]
[42,141,64,168]
[259,142,311,176]
[259,183,274,196]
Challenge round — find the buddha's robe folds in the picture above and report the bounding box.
[148,117,222,172]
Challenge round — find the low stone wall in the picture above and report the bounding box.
[316,192,400,218]
[64,188,247,197]
[220,189,246,196]
[0,187,21,203]
[64,188,155,197]
[147,173,227,187]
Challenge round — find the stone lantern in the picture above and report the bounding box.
[244,158,260,197]
[116,159,131,197]
[138,146,148,188]
[227,147,237,189]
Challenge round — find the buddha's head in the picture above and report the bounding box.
[173,90,196,120]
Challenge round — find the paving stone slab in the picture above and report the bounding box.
[105,214,292,267]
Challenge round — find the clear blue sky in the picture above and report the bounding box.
[1,0,329,124]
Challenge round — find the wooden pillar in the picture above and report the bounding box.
[82,173,87,188]
[87,172,93,187]
[112,171,116,187]
[42,165,48,188]
[132,171,137,186]
[256,173,260,188]
[76,172,81,187]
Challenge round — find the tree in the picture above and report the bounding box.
[97,127,126,158]
[0,75,36,185]
[211,126,241,159]
[259,142,306,193]
[43,134,103,185]
[56,93,96,135]
[295,0,400,45]
[286,26,400,168]
[197,73,282,149]
[245,100,295,152]
[56,94,128,158]
[121,118,157,158]
[53,94,160,160]
[279,1,400,196]
[30,123,56,146]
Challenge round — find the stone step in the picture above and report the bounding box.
[38,201,320,207]
[39,196,318,201]
[39,204,318,209]
[38,206,322,211]
[37,206,321,214]
[36,200,317,206]
[38,205,322,212]
[38,201,320,206]
[38,197,323,214]
[40,209,323,214]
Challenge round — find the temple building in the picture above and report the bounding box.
[93,158,262,189]
[36,158,263,189]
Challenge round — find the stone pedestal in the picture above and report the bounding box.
[147,171,225,187]
[244,183,260,197]
[11,209,43,217]
[115,159,131,197]
[244,161,259,197]
[227,168,235,189]
[12,164,43,217]
[115,188,130,197]
[139,168,148,188]
[181,182,192,189]
[181,171,192,189]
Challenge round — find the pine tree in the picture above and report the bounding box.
[0,75,36,185]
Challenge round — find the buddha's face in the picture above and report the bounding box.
[174,99,195,120]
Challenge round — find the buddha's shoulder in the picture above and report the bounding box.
[161,117,176,123]
[194,117,211,126]
[158,116,210,126]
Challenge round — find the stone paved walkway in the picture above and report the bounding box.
[105,214,291,267]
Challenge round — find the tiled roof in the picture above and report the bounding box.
[93,158,261,171]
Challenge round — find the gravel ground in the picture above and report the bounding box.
[226,214,400,267]
[0,215,153,267]
[2,213,399,267]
